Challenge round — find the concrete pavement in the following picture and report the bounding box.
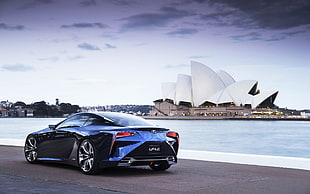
[1,145,310,194]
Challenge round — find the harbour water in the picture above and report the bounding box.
[149,119,310,159]
[1,118,310,159]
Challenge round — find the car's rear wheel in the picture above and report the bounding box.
[78,139,99,175]
[24,136,38,164]
[149,161,171,171]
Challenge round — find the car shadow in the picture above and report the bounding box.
[33,162,173,177]
[98,166,173,177]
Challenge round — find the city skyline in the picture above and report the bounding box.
[1,0,309,109]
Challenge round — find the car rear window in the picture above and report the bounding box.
[98,112,154,127]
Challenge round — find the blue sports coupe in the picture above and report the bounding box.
[24,112,179,174]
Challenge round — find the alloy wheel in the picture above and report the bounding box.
[78,140,98,174]
[24,136,38,163]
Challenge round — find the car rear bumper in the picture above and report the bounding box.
[117,155,177,167]
[98,155,177,168]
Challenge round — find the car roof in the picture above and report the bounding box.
[77,112,154,127]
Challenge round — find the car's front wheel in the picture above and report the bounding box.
[24,136,38,164]
[78,139,99,175]
[149,161,171,171]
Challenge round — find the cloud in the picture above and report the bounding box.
[200,10,255,29]
[1,64,34,72]
[105,43,116,49]
[231,32,263,41]
[189,56,209,59]
[282,30,307,37]
[81,0,135,7]
[201,0,310,30]
[19,0,54,9]
[61,22,108,29]
[38,56,59,62]
[80,0,96,6]
[110,0,136,6]
[120,6,193,31]
[77,43,101,51]
[231,32,287,42]
[265,35,286,42]
[227,0,310,29]
[167,28,199,36]
[67,55,84,60]
[68,77,108,84]
[164,64,189,69]
[0,23,25,31]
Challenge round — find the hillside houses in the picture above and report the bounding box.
[0,101,33,117]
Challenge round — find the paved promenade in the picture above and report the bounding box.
[1,145,310,194]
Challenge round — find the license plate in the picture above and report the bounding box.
[149,145,161,152]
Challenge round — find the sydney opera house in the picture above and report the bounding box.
[151,61,279,117]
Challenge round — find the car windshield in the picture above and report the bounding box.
[56,114,88,129]
[98,112,154,127]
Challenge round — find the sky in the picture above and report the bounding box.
[0,0,309,109]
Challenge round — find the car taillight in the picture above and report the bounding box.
[166,132,180,143]
[116,132,134,138]
[166,132,179,138]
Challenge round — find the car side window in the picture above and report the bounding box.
[83,115,113,127]
[56,115,89,129]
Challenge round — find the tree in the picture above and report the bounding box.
[30,101,80,117]
[59,103,80,115]
[31,101,50,117]
[14,101,27,108]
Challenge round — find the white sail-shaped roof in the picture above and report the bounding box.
[191,61,225,106]
[207,89,233,105]
[175,74,192,105]
[161,82,176,101]
[217,70,236,87]
[206,80,257,106]
[243,94,254,106]
[251,90,279,108]
[224,80,258,106]
[159,61,278,109]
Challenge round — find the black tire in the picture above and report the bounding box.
[78,139,100,175]
[149,161,171,171]
[24,136,38,164]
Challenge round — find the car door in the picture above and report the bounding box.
[38,114,88,160]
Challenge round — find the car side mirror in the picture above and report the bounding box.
[49,125,56,130]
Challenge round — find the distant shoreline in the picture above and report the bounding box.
[143,116,310,121]
[1,115,309,121]
[0,116,65,119]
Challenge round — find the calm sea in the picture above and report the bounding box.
[1,118,310,159]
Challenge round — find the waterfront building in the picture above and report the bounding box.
[0,100,13,109]
[0,108,9,117]
[151,61,279,116]
[0,101,34,117]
